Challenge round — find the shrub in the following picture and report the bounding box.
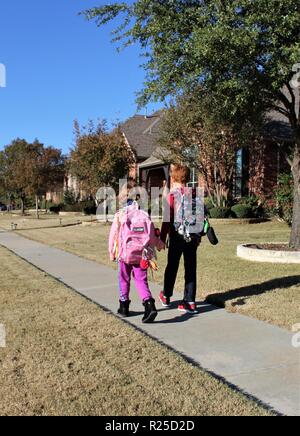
[231,204,253,219]
[274,173,294,225]
[49,204,63,214]
[209,207,231,219]
[80,200,97,215]
[48,199,97,214]
[62,203,83,213]
[59,201,96,214]
[83,205,97,215]
[25,196,36,208]
[238,195,265,218]
[64,189,77,206]
[204,197,216,212]
[43,201,56,211]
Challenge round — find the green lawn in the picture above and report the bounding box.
[0,213,299,330]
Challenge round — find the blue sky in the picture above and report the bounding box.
[0,0,163,153]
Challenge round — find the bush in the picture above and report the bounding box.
[204,197,216,212]
[25,196,36,208]
[46,199,97,214]
[62,203,83,213]
[274,173,294,225]
[209,207,231,219]
[231,204,253,219]
[80,200,97,215]
[238,195,265,218]
[43,201,58,211]
[83,205,97,215]
[64,189,77,206]
[49,204,63,214]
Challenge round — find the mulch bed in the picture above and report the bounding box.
[248,244,300,252]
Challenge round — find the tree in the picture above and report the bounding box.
[70,120,134,200]
[0,139,35,215]
[0,139,65,217]
[83,0,300,248]
[159,90,263,207]
[30,143,65,218]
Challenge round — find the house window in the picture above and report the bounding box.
[187,168,199,188]
[235,149,249,197]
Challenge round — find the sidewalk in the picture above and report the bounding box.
[0,230,299,416]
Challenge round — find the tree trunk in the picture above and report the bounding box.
[289,146,300,249]
[7,195,11,213]
[35,195,40,220]
[21,195,25,216]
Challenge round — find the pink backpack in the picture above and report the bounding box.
[118,203,156,265]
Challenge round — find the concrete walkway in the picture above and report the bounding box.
[0,230,299,416]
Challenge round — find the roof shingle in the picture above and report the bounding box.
[121,111,164,160]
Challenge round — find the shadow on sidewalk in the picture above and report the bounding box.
[206,275,300,308]
[126,302,220,324]
[155,301,221,324]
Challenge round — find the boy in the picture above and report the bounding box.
[160,165,201,314]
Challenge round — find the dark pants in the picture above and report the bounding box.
[164,233,199,302]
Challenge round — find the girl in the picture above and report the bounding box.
[109,181,162,323]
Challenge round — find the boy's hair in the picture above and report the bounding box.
[170,165,191,184]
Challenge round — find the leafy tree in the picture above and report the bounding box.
[0,139,36,215]
[0,139,65,217]
[30,144,66,218]
[83,0,300,248]
[70,120,134,200]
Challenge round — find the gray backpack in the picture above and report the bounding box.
[173,188,204,243]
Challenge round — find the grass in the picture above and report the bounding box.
[0,246,272,416]
[0,211,93,230]
[0,213,299,331]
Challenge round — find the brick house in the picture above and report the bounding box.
[120,108,293,200]
[46,173,87,204]
[47,100,295,205]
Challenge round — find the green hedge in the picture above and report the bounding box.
[231,204,253,219]
[83,205,97,215]
[49,201,97,215]
[238,195,265,218]
[209,207,231,219]
[62,204,82,213]
[49,204,63,214]
[79,200,96,215]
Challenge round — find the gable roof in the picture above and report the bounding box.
[121,110,164,160]
[263,86,299,142]
[263,110,293,141]
[121,92,297,162]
